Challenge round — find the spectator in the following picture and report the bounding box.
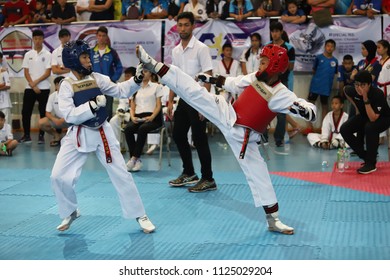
[31,0,51,23]
[377,39,390,104]
[337,54,355,116]
[183,0,208,21]
[124,69,164,172]
[38,76,69,147]
[340,70,390,174]
[254,0,281,17]
[0,111,18,156]
[307,0,336,14]
[240,32,261,75]
[206,0,228,19]
[229,0,253,21]
[337,54,355,99]
[352,0,381,19]
[307,96,348,149]
[351,40,381,88]
[90,26,123,120]
[76,0,92,21]
[89,0,114,20]
[2,0,29,27]
[383,0,390,14]
[19,29,51,144]
[306,39,338,131]
[120,0,142,20]
[0,53,11,128]
[214,43,241,102]
[51,0,76,24]
[109,66,135,146]
[51,28,71,77]
[141,0,168,20]
[281,0,307,24]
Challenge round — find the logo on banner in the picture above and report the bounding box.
[0,31,31,73]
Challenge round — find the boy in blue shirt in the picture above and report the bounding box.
[337,54,355,99]
[306,39,338,132]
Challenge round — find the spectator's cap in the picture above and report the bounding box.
[59,28,71,38]
[354,70,372,85]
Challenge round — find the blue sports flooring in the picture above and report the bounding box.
[0,131,390,260]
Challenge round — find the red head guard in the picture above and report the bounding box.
[260,44,289,76]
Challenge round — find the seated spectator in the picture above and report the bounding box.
[38,76,69,147]
[206,0,229,19]
[0,111,18,156]
[31,0,51,23]
[340,70,390,174]
[383,0,390,14]
[254,0,281,17]
[51,0,76,24]
[229,0,253,21]
[141,0,169,19]
[352,0,381,19]
[109,67,135,144]
[89,0,114,20]
[0,53,11,128]
[183,0,208,21]
[124,69,164,172]
[281,0,307,24]
[168,0,187,20]
[120,0,142,20]
[307,96,348,149]
[76,0,92,21]
[2,0,30,27]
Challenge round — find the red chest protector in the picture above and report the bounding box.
[232,80,276,134]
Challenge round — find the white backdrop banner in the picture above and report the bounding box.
[283,16,382,72]
[164,19,270,68]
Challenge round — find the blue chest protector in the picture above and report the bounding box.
[70,77,108,128]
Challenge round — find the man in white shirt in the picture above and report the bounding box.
[167,12,216,193]
[51,28,71,77]
[38,76,69,147]
[20,29,52,144]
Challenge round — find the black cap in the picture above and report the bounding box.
[354,70,372,84]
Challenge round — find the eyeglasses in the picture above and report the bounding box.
[354,82,369,87]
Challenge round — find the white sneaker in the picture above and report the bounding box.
[126,158,136,171]
[146,144,157,155]
[266,212,294,235]
[57,209,80,231]
[137,215,156,233]
[131,159,143,172]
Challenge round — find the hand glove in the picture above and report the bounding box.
[134,63,144,84]
[89,95,106,113]
[196,73,226,88]
[196,73,217,84]
[289,102,315,122]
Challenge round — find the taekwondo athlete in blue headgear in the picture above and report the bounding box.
[50,40,156,234]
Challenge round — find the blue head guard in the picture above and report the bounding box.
[62,40,92,75]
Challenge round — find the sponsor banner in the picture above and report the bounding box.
[384,14,390,42]
[283,16,382,72]
[0,21,162,77]
[164,19,270,67]
[65,21,162,69]
[0,25,60,77]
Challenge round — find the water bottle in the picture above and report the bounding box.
[337,148,345,173]
[343,146,349,169]
[284,131,290,152]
